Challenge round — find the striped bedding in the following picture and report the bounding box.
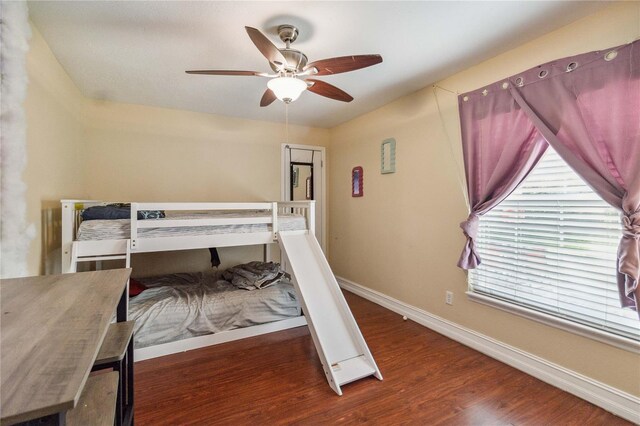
[76,210,307,241]
[130,271,301,348]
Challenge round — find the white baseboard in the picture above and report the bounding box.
[337,276,640,424]
[135,316,307,361]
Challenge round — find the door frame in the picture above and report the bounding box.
[281,143,327,253]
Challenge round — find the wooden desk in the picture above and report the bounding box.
[0,269,131,425]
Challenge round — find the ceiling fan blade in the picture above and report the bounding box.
[185,70,267,76]
[260,88,277,107]
[304,54,383,76]
[245,26,288,70]
[306,79,353,102]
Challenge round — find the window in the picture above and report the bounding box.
[469,147,639,343]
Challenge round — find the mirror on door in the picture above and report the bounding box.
[291,163,313,201]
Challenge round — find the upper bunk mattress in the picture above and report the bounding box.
[76,210,307,241]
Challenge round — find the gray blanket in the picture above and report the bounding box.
[222,261,286,290]
[130,271,300,348]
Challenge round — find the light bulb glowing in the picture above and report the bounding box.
[267,77,307,103]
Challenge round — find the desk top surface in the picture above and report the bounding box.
[0,269,130,425]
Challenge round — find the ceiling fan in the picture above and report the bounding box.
[186,25,383,106]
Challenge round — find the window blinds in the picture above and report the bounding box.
[469,148,639,341]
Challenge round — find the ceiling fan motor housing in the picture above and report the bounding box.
[278,24,298,44]
[271,49,308,73]
[269,25,308,73]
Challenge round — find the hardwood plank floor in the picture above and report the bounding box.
[135,292,630,425]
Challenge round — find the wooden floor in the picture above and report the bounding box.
[135,292,629,425]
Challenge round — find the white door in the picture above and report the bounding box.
[281,144,326,253]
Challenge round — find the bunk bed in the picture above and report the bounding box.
[62,199,382,395]
[61,200,313,360]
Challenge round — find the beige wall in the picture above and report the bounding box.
[24,25,88,275]
[81,100,329,276]
[328,2,640,396]
[82,101,329,202]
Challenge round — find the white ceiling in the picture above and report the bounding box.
[28,1,607,128]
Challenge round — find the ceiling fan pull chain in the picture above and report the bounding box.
[285,103,289,144]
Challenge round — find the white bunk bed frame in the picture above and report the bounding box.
[61,199,313,360]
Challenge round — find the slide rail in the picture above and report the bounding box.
[277,230,382,395]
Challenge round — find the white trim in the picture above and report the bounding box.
[467,291,640,354]
[336,276,640,424]
[134,316,307,361]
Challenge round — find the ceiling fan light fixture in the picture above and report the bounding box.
[267,76,307,103]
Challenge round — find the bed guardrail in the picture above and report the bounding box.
[129,201,315,250]
[130,202,278,250]
[278,201,315,237]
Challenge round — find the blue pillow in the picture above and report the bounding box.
[81,204,165,221]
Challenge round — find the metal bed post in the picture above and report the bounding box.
[125,334,134,426]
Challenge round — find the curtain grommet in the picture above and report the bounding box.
[566,62,578,72]
[538,70,548,79]
[463,95,469,102]
[502,82,509,89]
[515,77,524,87]
[604,50,618,61]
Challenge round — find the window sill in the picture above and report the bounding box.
[466,291,640,354]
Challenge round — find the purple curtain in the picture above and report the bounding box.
[508,41,640,310]
[457,83,548,269]
[458,40,640,311]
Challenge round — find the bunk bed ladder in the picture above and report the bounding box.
[277,230,382,395]
[69,241,131,273]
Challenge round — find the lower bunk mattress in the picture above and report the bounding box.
[129,271,301,348]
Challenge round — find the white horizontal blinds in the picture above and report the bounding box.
[469,148,640,341]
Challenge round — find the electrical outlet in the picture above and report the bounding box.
[445,291,453,305]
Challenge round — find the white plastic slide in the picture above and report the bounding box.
[278,230,382,395]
